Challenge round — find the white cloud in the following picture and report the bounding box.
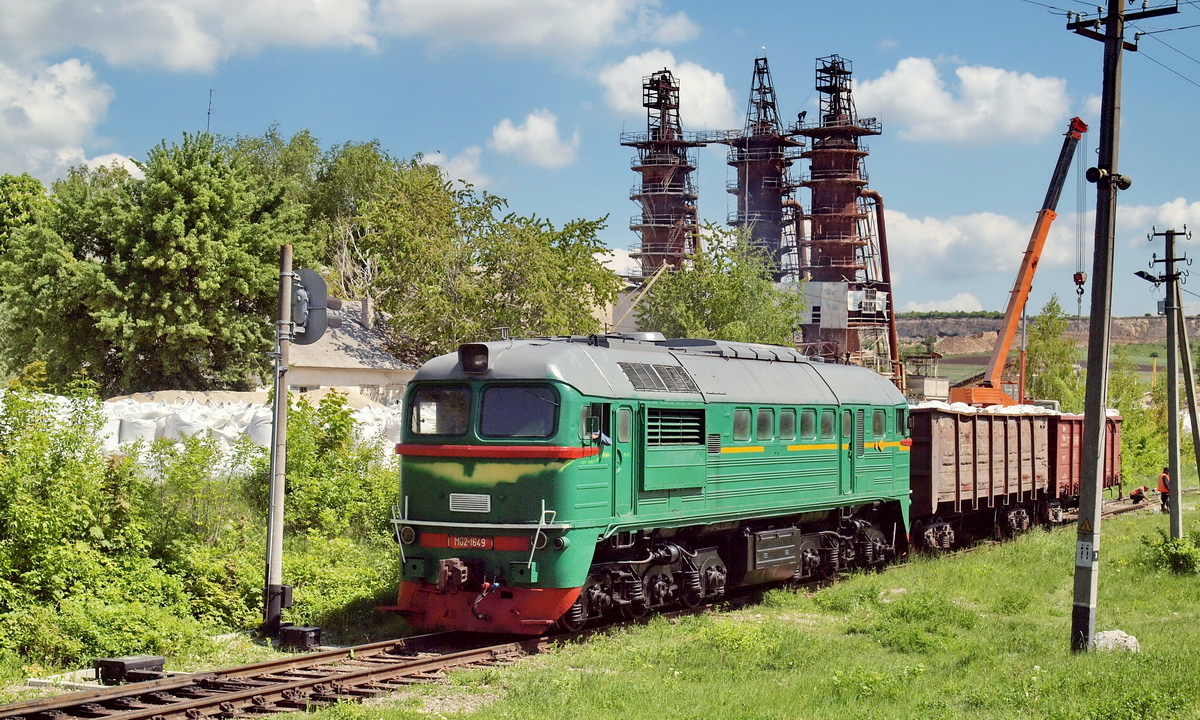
[425,146,490,189]
[1118,199,1200,248]
[855,57,1070,144]
[0,0,376,72]
[903,293,984,313]
[884,207,1081,310]
[598,50,738,129]
[489,110,580,169]
[85,153,143,178]
[0,59,113,180]
[377,0,694,56]
[601,246,638,275]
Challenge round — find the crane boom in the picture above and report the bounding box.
[949,117,1088,406]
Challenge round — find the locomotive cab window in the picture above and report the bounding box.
[841,410,852,439]
[800,409,817,439]
[872,409,887,438]
[897,408,909,436]
[779,409,796,441]
[733,408,752,441]
[410,386,471,436]
[579,403,611,441]
[480,385,559,438]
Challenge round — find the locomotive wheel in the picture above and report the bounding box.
[620,593,650,619]
[559,593,587,632]
[621,603,648,619]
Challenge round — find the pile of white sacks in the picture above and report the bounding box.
[910,399,1123,418]
[98,390,405,455]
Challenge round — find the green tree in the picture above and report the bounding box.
[348,160,619,359]
[0,173,49,254]
[0,133,302,394]
[636,229,805,345]
[1108,344,1166,482]
[1025,294,1084,411]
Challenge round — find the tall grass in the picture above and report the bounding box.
[309,496,1200,719]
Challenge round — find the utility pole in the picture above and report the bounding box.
[1147,227,1194,538]
[1172,260,1200,505]
[1173,275,1200,519]
[1066,0,1177,654]
[1161,228,1182,539]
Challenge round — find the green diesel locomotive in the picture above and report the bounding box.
[390,334,912,634]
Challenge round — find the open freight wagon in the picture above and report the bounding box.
[907,405,1121,548]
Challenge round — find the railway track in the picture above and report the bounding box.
[0,632,548,720]
[1,494,1179,720]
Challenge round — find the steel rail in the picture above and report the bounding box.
[0,632,541,720]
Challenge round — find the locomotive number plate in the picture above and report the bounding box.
[448,535,493,550]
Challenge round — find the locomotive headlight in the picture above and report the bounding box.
[399,526,417,545]
[552,536,571,551]
[531,531,548,550]
[459,343,489,373]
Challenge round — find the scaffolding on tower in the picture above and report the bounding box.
[621,69,707,280]
[793,55,899,382]
[712,56,805,282]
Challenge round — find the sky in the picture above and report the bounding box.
[1,0,1199,318]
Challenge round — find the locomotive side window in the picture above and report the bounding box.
[800,409,817,439]
[480,385,559,438]
[820,410,835,439]
[779,409,796,440]
[733,408,751,441]
[872,409,887,437]
[841,410,852,439]
[616,407,632,443]
[756,408,774,441]
[897,408,909,436]
[410,386,471,436]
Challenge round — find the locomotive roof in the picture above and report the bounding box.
[412,335,907,407]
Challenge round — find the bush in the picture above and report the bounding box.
[0,597,211,668]
[1142,529,1200,574]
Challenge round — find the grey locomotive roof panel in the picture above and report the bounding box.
[412,336,907,407]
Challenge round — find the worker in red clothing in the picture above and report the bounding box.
[1157,467,1171,513]
[1129,485,1150,504]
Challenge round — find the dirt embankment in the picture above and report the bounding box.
[898,316,1198,354]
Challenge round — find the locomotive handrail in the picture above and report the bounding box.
[527,500,558,568]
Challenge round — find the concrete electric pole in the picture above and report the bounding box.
[1066,0,1178,653]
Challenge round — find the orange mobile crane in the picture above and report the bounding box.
[948,117,1088,406]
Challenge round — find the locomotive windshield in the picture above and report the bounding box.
[409,386,470,436]
[480,385,559,438]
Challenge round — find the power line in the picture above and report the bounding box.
[1135,25,1200,65]
[1017,0,1075,15]
[1135,47,1200,87]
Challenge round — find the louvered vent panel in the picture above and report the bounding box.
[617,362,699,393]
[449,493,491,513]
[653,365,700,393]
[707,434,722,454]
[856,409,865,458]
[646,408,704,446]
[618,362,667,391]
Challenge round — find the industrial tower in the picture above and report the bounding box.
[719,57,805,281]
[622,69,705,278]
[794,55,896,376]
